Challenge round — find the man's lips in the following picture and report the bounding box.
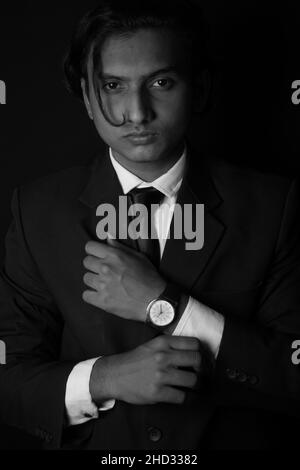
[123,131,158,145]
[124,131,157,138]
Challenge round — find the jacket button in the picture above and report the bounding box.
[238,372,247,383]
[226,368,237,380]
[147,426,162,442]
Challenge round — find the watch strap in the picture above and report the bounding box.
[158,282,181,308]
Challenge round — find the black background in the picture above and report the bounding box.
[0,0,299,449]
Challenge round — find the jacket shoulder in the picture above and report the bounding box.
[209,156,297,201]
[18,164,90,205]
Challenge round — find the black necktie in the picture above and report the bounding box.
[127,187,164,268]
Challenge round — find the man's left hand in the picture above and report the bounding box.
[82,238,166,322]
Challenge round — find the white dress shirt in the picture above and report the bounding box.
[65,145,225,426]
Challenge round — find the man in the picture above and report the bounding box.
[1,0,300,450]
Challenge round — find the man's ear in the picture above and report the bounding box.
[81,78,94,121]
[193,69,211,114]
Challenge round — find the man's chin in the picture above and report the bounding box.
[115,145,164,164]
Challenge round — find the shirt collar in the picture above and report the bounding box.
[109,145,186,198]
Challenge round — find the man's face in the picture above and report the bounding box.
[82,28,199,166]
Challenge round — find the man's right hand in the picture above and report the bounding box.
[89,335,202,406]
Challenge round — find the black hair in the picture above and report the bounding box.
[63,0,211,126]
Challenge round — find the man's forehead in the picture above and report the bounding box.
[93,29,187,78]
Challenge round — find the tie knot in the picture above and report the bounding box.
[128,186,164,207]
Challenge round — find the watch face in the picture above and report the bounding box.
[149,300,175,326]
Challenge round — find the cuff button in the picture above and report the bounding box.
[226,368,238,380]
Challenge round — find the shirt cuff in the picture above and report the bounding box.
[172,296,225,358]
[65,357,116,426]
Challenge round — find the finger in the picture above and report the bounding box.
[82,289,99,306]
[83,256,110,277]
[83,272,105,290]
[83,255,102,273]
[165,368,198,389]
[159,386,186,405]
[169,349,202,372]
[85,240,113,258]
[165,335,201,351]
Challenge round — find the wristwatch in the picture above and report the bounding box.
[145,283,181,330]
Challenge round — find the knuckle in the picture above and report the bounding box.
[155,369,165,382]
[154,351,166,365]
[101,264,109,274]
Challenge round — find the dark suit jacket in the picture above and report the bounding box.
[1,145,300,450]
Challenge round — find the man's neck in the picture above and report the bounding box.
[110,142,185,182]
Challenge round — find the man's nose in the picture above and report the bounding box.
[125,88,154,124]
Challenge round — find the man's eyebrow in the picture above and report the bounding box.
[99,66,181,81]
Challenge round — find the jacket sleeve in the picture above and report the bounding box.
[213,177,300,417]
[0,187,78,449]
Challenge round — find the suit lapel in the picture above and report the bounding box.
[160,145,226,292]
[78,146,138,250]
[79,146,122,211]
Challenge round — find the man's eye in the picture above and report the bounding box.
[152,78,174,89]
[103,82,121,91]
